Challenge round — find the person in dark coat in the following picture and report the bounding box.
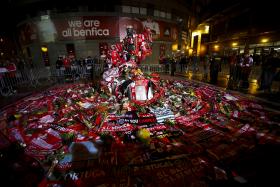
[263,51,280,92]
[55,56,63,79]
[209,56,220,84]
[170,57,176,76]
[179,55,187,72]
[240,54,253,89]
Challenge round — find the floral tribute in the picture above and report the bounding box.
[101,26,163,106]
[0,27,279,187]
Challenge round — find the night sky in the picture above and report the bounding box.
[0,0,279,34]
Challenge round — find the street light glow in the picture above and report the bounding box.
[261,38,268,43]
[41,46,48,52]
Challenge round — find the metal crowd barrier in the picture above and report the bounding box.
[47,64,106,84]
[0,68,42,97]
[0,64,110,96]
[1,63,264,97]
[138,64,167,73]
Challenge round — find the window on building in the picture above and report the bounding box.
[154,10,170,19]
[166,13,171,19]
[122,5,131,13]
[132,7,139,14]
[154,10,160,17]
[140,7,147,15]
[78,6,88,12]
[160,11,166,18]
[66,43,75,58]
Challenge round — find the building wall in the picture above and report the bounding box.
[18,12,180,67]
[201,1,280,56]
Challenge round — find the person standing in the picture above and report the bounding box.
[229,53,237,79]
[240,53,253,89]
[209,56,220,84]
[17,57,26,81]
[62,56,71,81]
[55,56,63,78]
[164,56,170,74]
[179,55,187,72]
[5,59,17,93]
[192,52,199,72]
[26,57,37,84]
[227,53,238,89]
[201,54,209,82]
[263,50,279,93]
[170,56,176,76]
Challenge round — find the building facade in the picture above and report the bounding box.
[15,0,191,67]
[197,0,280,56]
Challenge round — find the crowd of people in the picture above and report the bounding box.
[160,50,280,93]
[0,57,33,75]
[1,50,280,96]
[160,52,220,84]
[54,55,101,81]
[257,51,280,92]
[227,53,254,89]
[55,55,99,69]
[0,55,101,95]
[227,50,280,92]
[0,57,35,95]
